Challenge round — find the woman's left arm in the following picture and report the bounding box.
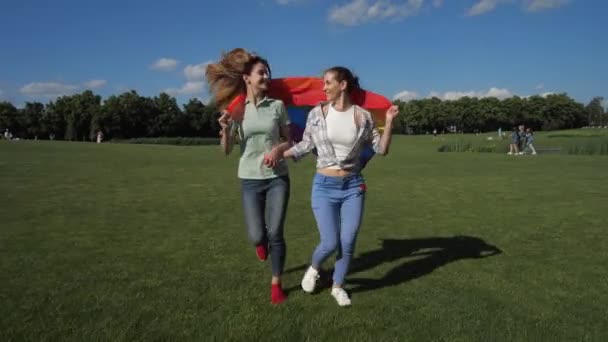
[265,103,293,168]
[373,105,399,156]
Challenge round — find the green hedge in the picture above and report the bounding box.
[438,138,509,153]
[438,135,608,155]
[121,137,220,146]
[562,138,608,155]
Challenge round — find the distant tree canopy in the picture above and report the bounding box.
[393,93,603,134]
[0,90,605,140]
[1,91,221,141]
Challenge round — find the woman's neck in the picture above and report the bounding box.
[331,94,352,112]
[247,88,266,106]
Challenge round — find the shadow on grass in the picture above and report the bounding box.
[348,235,502,293]
[284,235,501,294]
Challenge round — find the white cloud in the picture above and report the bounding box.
[151,58,179,71]
[161,60,212,97]
[524,0,570,11]
[328,0,424,26]
[485,87,514,99]
[535,83,545,90]
[432,0,443,8]
[394,87,518,101]
[20,82,79,97]
[467,0,512,16]
[467,0,570,15]
[394,87,567,101]
[523,92,555,99]
[164,81,205,96]
[428,87,514,100]
[393,90,420,101]
[275,0,301,4]
[84,79,107,89]
[184,61,212,81]
[19,80,108,98]
[162,62,211,96]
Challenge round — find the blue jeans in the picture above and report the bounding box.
[310,173,365,285]
[241,176,290,276]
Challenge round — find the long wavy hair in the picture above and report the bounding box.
[205,48,271,111]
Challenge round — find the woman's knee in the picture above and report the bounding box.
[319,238,339,253]
[247,228,265,246]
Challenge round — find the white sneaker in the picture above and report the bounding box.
[507,152,513,155]
[301,266,319,293]
[331,287,351,307]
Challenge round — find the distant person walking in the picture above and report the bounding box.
[508,127,520,155]
[524,128,537,155]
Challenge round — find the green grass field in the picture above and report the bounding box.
[1,132,607,341]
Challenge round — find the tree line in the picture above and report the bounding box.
[394,94,606,134]
[0,90,220,141]
[0,90,605,140]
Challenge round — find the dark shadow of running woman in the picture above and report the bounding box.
[347,235,502,293]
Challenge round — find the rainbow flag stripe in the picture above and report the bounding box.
[225,77,391,166]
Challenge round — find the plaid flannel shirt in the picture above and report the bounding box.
[287,103,383,172]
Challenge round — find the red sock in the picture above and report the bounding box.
[271,284,287,304]
[256,243,268,261]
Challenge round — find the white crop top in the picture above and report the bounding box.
[326,104,357,169]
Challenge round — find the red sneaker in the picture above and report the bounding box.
[271,284,287,304]
[255,243,268,261]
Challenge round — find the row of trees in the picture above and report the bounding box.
[0,90,221,141]
[0,90,605,140]
[393,95,606,134]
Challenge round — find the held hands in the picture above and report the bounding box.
[263,147,283,168]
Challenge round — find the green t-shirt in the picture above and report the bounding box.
[233,97,290,179]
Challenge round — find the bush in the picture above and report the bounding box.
[437,130,608,156]
[438,139,472,152]
[548,134,605,138]
[121,137,220,146]
[562,138,608,155]
[438,138,509,153]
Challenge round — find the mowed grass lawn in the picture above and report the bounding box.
[1,134,607,341]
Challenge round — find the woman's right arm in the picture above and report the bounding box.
[283,108,316,159]
[218,112,235,155]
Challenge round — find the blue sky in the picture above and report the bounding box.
[1,0,606,106]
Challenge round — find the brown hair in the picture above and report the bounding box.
[205,48,271,110]
[324,66,360,94]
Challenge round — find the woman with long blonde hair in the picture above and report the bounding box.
[206,48,292,304]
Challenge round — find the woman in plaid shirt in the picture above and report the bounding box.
[284,66,399,306]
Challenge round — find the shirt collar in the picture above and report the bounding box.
[245,96,270,106]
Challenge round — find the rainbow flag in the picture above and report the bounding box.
[225,77,392,167]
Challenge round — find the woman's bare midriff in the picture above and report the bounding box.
[316,168,352,177]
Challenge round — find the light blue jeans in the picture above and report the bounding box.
[310,173,365,285]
